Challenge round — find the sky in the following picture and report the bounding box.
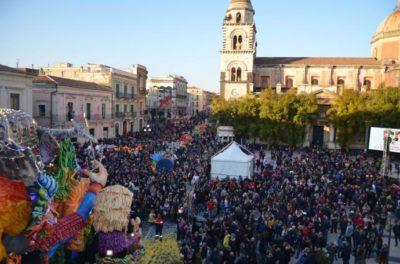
[0,0,395,93]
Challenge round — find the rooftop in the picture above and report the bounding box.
[255,57,381,66]
[33,75,111,92]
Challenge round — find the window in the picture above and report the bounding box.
[231,67,236,81]
[116,104,120,114]
[130,122,134,132]
[103,127,109,138]
[237,35,243,50]
[337,79,345,86]
[38,104,46,117]
[233,35,243,50]
[261,76,270,88]
[124,85,128,97]
[89,128,95,137]
[10,94,20,110]
[237,67,242,81]
[124,104,127,113]
[86,103,91,120]
[67,102,74,121]
[236,12,241,23]
[130,105,134,113]
[363,79,372,90]
[286,77,293,88]
[101,103,106,119]
[116,84,120,96]
[132,85,135,98]
[311,78,319,86]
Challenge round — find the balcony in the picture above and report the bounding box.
[113,112,136,118]
[116,93,135,99]
[58,114,114,122]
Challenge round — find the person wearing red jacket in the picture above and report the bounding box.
[155,214,164,241]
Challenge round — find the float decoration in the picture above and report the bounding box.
[0,109,107,263]
[92,185,143,262]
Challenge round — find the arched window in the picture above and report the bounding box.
[237,68,242,81]
[233,36,238,50]
[231,67,236,81]
[363,79,371,90]
[311,78,319,86]
[238,35,243,50]
[286,78,293,88]
[236,12,241,23]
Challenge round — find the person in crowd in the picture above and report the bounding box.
[155,213,164,240]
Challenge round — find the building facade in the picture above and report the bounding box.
[187,86,215,116]
[32,76,113,140]
[0,65,36,115]
[187,86,202,116]
[220,0,400,148]
[147,75,188,119]
[41,63,148,135]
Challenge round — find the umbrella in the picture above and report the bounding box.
[151,151,165,161]
[180,134,193,144]
[157,159,174,172]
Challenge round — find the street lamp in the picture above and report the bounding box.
[144,124,151,133]
[364,121,371,153]
[388,212,394,260]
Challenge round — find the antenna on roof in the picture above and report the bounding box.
[16,59,19,68]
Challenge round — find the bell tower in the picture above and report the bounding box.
[220,0,256,100]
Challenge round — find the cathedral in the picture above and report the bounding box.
[220,0,400,148]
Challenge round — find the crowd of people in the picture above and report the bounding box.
[179,148,400,264]
[75,113,400,264]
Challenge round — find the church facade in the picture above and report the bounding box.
[220,0,400,148]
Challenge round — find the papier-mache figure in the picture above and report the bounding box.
[91,185,143,263]
[0,108,105,263]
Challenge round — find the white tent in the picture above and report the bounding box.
[211,141,254,179]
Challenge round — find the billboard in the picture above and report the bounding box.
[368,127,400,153]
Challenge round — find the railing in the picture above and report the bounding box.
[51,114,114,123]
[116,93,135,99]
[113,112,136,118]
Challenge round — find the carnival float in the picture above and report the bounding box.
[0,109,144,264]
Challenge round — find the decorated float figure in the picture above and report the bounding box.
[0,109,143,264]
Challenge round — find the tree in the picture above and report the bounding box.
[258,90,318,146]
[258,89,280,144]
[366,87,400,128]
[233,96,260,142]
[327,90,369,149]
[211,97,234,125]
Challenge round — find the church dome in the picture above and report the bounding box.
[371,5,400,61]
[373,9,400,41]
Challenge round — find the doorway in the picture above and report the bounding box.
[123,121,127,135]
[312,126,324,146]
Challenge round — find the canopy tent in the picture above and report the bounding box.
[211,141,254,180]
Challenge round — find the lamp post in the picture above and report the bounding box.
[364,121,371,153]
[388,212,393,261]
[143,124,151,133]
